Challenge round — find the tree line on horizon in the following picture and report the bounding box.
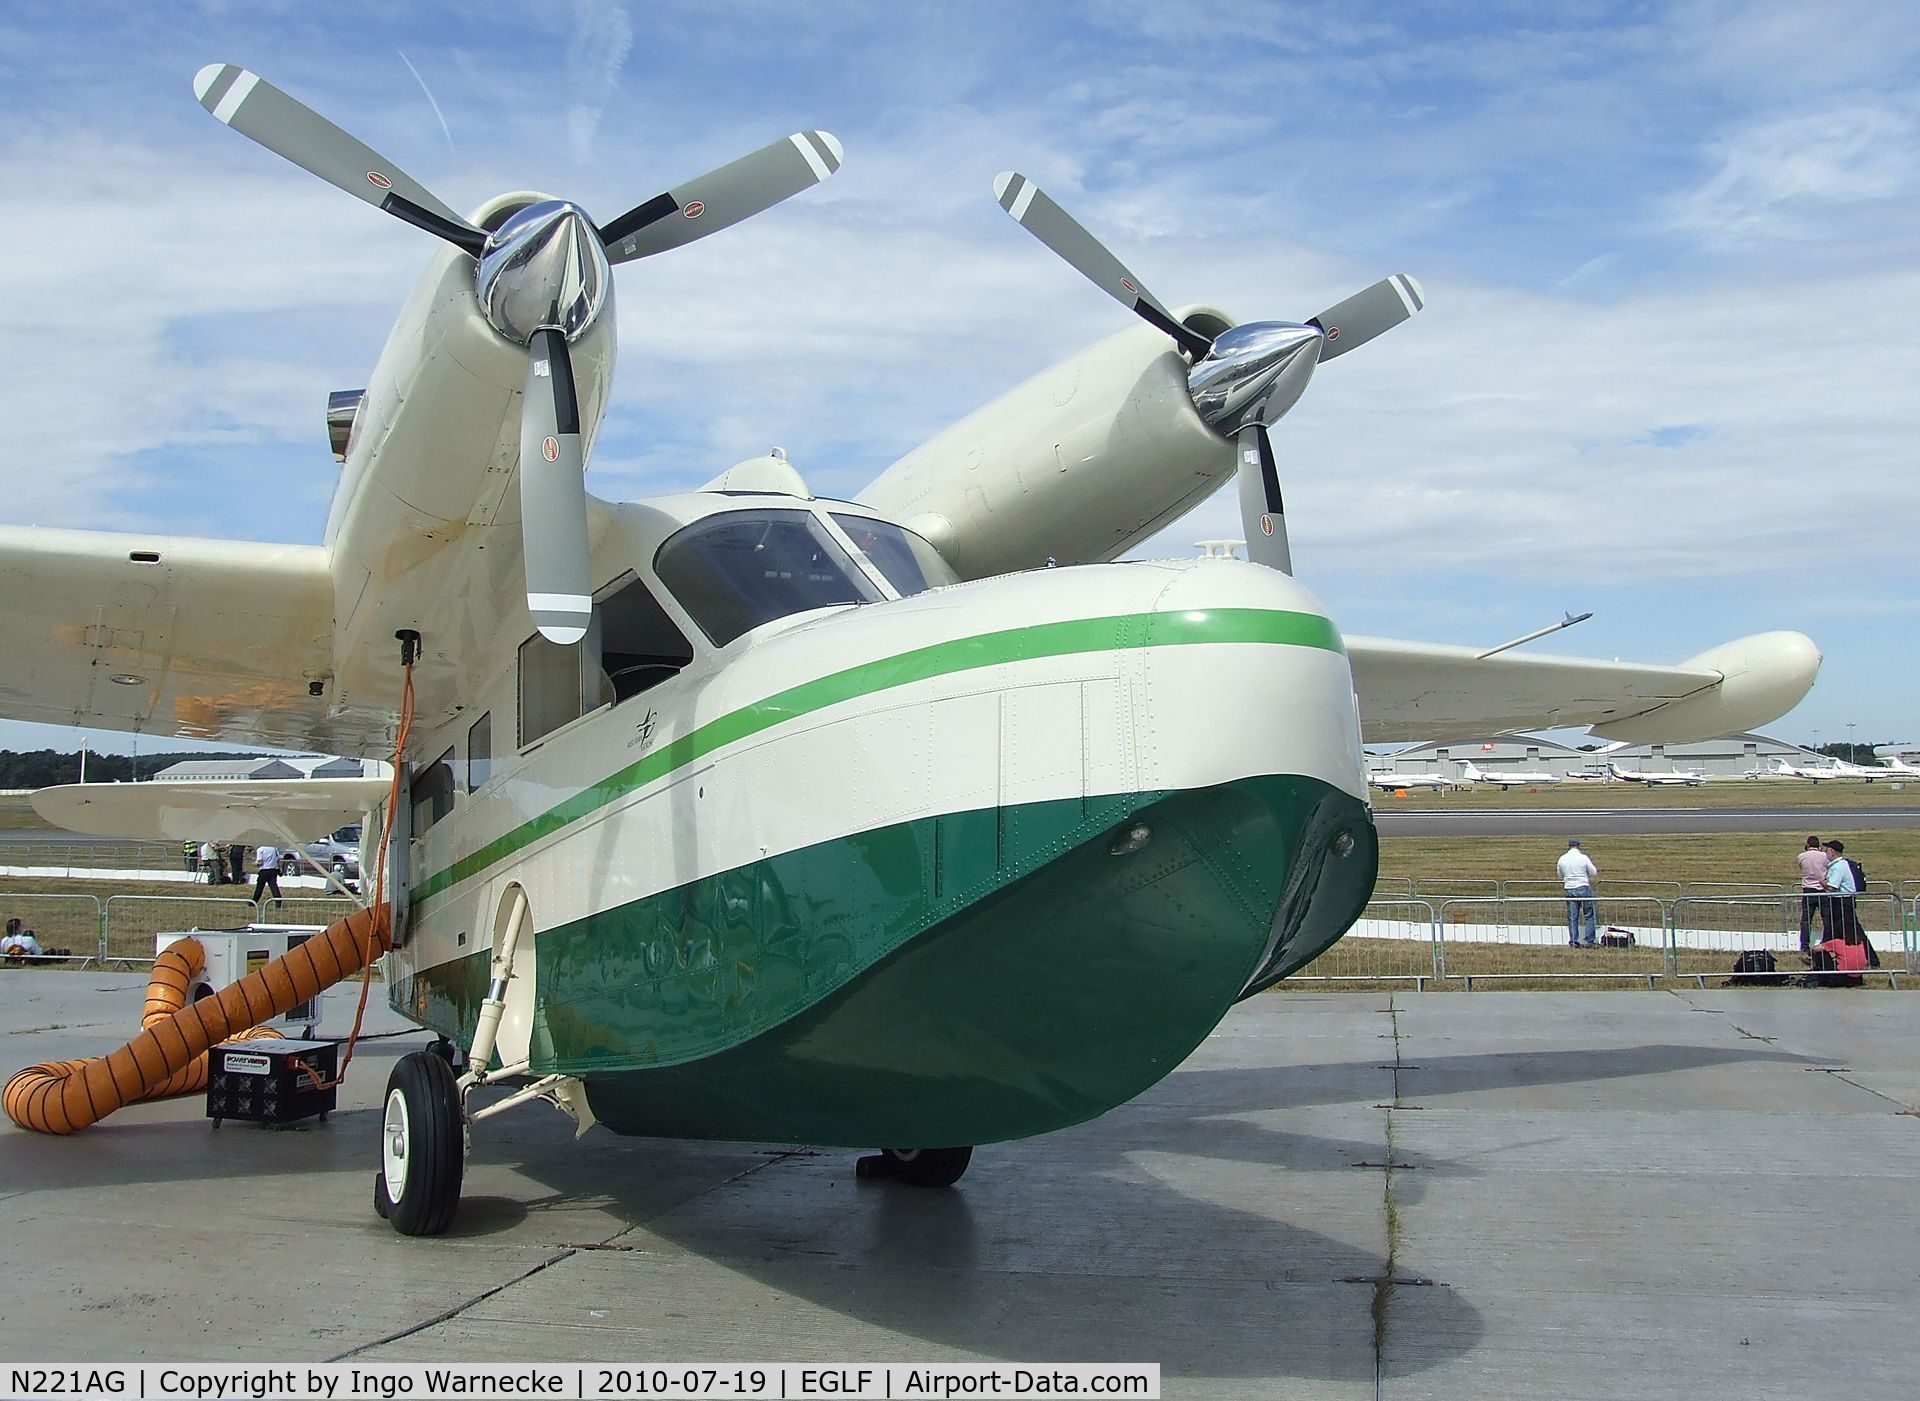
[0,748,278,789]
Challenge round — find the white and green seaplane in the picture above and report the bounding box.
[10,66,1820,1234]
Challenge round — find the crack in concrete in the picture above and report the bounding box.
[330,1147,814,1358]
[328,1248,578,1360]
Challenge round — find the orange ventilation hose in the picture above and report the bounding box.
[4,905,390,1135]
[137,938,283,1102]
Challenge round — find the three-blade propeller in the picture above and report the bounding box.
[993,170,1423,575]
[195,63,842,642]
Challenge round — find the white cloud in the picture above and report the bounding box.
[0,1,1914,738]
[1667,105,1920,247]
[565,0,635,164]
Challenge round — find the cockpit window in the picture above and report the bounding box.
[655,509,881,647]
[830,515,959,596]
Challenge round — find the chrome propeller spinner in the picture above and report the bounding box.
[475,201,611,347]
[993,171,1424,575]
[194,61,842,643]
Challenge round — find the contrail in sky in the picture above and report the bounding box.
[397,49,456,156]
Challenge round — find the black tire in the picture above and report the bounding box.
[884,1146,972,1188]
[372,1171,389,1219]
[378,1050,464,1235]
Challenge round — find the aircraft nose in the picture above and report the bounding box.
[1137,557,1369,803]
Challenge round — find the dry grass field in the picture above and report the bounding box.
[1380,828,1920,891]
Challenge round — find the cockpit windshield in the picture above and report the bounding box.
[655,509,882,647]
[830,514,959,595]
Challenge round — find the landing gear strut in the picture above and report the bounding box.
[376,888,597,1236]
[856,1146,974,1187]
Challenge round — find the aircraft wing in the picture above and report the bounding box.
[33,777,388,845]
[0,526,380,755]
[1347,631,1821,744]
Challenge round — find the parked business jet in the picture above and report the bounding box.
[1366,771,1453,792]
[1769,757,1879,781]
[1457,760,1563,789]
[1606,761,1706,787]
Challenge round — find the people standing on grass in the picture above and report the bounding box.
[251,844,283,906]
[1797,835,1830,950]
[1557,837,1599,947]
[1822,840,1860,942]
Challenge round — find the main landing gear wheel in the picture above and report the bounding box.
[377,1050,464,1235]
[856,1146,973,1187]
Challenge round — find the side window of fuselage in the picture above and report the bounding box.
[520,576,695,747]
[519,632,587,747]
[468,711,492,790]
[590,573,693,706]
[410,746,456,834]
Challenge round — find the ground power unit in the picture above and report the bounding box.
[154,926,326,1037]
[207,1038,338,1126]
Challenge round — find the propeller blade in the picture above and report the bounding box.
[598,130,844,264]
[192,63,484,255]
[1309,274,1424,361]
[520,329,592,645]
[992,172,1214,360]
[1236,423,1292,575]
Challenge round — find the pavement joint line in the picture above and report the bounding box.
[328,1141,815,1354]
[591,1146,815,1251]
[327,1247,579,1360]
[1704,994,1920,1112]
[1370,992,1408,1401]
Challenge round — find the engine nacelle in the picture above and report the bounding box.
[1589,631,1823,744]
[859,306,1238,580]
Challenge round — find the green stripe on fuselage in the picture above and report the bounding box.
[410,606,1342,906]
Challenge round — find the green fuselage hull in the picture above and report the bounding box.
[395,773,1375,1147]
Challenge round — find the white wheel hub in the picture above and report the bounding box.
[382,1087,410,1197]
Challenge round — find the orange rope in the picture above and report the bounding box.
[311,656,415,1092]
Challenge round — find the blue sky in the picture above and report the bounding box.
[0,0,1914,754]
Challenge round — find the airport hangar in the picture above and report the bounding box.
[1368,731,1827,781]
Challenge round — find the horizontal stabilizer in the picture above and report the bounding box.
[33,778,389,845]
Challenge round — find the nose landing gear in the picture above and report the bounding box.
[375,1049,464,1235]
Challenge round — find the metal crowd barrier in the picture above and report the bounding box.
[1436,896,1670,988]
[97,893,366,964]
[0,893,105,964]
[1667,894,1908,985]
[1412,877,1502,902]
[1291,898,1442,987]
[0,840,181,876]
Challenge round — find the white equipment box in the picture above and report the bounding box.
[154,926,326,1037]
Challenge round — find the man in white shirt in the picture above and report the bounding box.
[251,844,283,905]
[1556,838,1600,947]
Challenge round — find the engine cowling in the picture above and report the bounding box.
[859,306,1238,580]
